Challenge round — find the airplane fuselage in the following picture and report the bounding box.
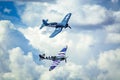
[45,55,66,61]
[46,22,69,28]
[54,56,66,61]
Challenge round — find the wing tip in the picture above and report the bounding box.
[49,66,56,71]
[49,35,54,38]
[68,13,72,15]
[49,69,52,71]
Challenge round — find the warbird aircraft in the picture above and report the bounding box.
[40,13,72,38]
[39,46,68,71]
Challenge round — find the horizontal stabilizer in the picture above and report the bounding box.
[40,19,48,29]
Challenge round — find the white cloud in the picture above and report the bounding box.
[40,62,89,80]
[0,20,120,80]
[104,10,120,44]
[20,2,47,26]
[0,21,92,80]
[0,20,17,73]
[0,20,15,42]
[1,1,120,80]
[19,0,109,27]
[2,47,90,80]
[105,23,120,33]
[113,11,120,23]
[2,44,120,80]
[0,20,37,79]
[19,26,96,64]
[105,23,120,44]
[111,0,119,3]
[106,33,120,43]
[0,20,16,80]
[2,47,47,80]
[78,5,107,25]
[97,48,120,80]
[98,48,120,70]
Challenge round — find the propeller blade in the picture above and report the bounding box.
[65,58,67,63]
[68,26,71,29]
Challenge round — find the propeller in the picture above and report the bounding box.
[68,26,71,29]
[65,58,67,63]
[65,57,68,63]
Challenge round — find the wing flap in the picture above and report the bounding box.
[49,27,62,38]
[49,60,61,71]
[61,13,72,26]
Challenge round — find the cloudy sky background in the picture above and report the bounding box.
[0,0,120,80]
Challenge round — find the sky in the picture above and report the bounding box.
[0,0,120,80]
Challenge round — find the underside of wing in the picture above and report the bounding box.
[49,60,61,71]
[61,13,72,26]
[57,46,68,57]
[49,27,62,38]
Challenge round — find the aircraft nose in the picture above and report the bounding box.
[69,13,72,15]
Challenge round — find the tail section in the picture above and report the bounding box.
[39,54,45,60]
[40,19,48,29]
[39,54,53,60]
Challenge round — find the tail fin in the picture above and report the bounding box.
[39,54,45,60]
[40,19,48,29]
[43,19,48,25]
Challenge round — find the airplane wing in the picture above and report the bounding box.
[57,46,68,57]
[61,13,72,27]
[49,27,62,38]
[49,60,61,71]
[49,46,68,71]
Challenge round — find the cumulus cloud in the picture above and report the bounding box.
[19,2,47,26]
[0,19,94,80]
[0,20,94,80]
[97,48,120,80]
[105,23,120,33]
[40,62,89,80]
[0,20,14,42]
[2,47,88,80]
[0,20,16,76]
[2,45,120,80]
[113,11,120,23]
[0,20,34,53]
[105,23,120,44]
[1,1,120,80]
[19,26,96,64]
[0,20,40,78]
[104,10,120,44]
[18,0,111,28]
[0,21,120,80]
[111,0,119,3]
[3,47,46,80]
[18,0,78,26]
[78,5,108,25]
[106,33,120,43]
[16,0,56,3]
[0,20,42,79]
